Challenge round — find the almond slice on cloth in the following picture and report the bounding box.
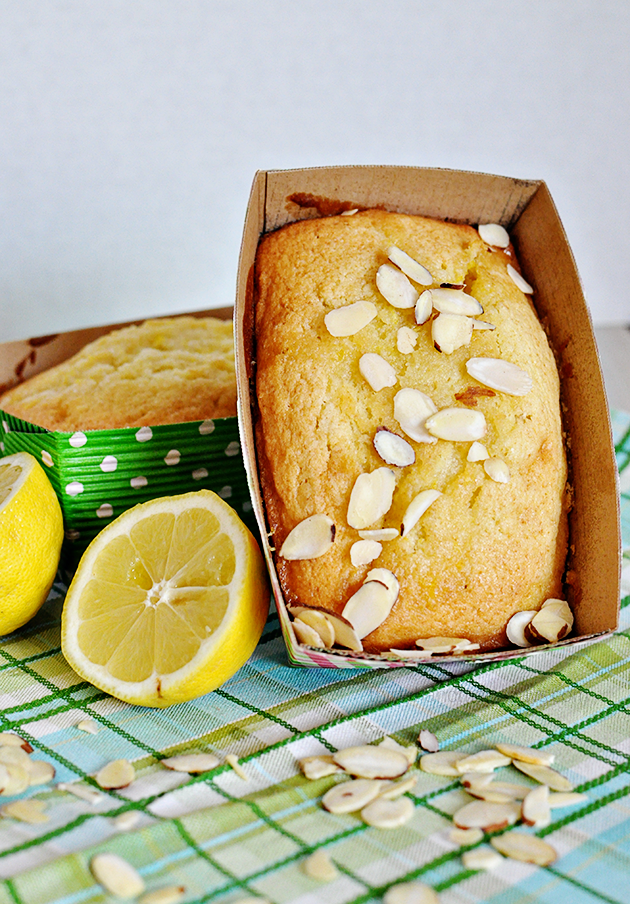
[347,468,396,529]
[138,887,186,904]
[360,353,397,391]
[495,743,555,767]
[420,751,461,776]
[378,775,418,799]
[461,787,514,804]
[449,826,484,846]
[425,408,487,442]
[478,223,510,248]
[90,852,146,899]
[322,778,383,814]
[0,733,32,751]
[378,736,416,766]
[512,761,573,791]
[506,610,537,647]
[57,782,104,805]
[95,759,135,790]
[293,618,326,648]
[521,783,551,828]
[161,753,220,774]
[456,750,511,774]
[324,300,377,336]
[376,263,419,309]
[394,388,438,443]
[384,881,440,904]
[0,745,31,767]
[400,489,442,537]
[429,287,484,317]
[453,800,521,831]
[295,609,336,648]
[1,763,30,796]
[387,246,433,286]
[333,745,409,779]
[418,730,439,753]
[300,755,343,780]
[466,357,533,396]
[490,831,557,866]
[474,780,531,801]
[302,849,339,881]
[77,719,99,735]
[113,811,142,831]
[1,799,49,824]
[225,754,249,781]
[279,514,335,560]
[361,795,414,828]
[462,847,503,871]
[548,791,588,808]
[28,759,56,786]
[460,772,494,791]
[374,428,415,468]
[432,313,474,354]
[507,263,533,294]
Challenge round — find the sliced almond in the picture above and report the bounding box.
[495,743,554,767]
[507,263,533,294]
[374,428,415,468]
[449,826,484,846]
[161,753,220,774]
[324,300,377,336]
[1,763,30,796]
[387,246,433,286]
[418,730,439,753]
[462,847,503,871]
[425,408,487,442]
[506,610,537,647]
[347,468,396,529]
[397,327,418,354]
[342,578,397,639]
[414,291,433,325]
[379,775,417,800]
[460,772,494,791]
[322,777,383,814]
[359,353,397,391]
[293,618,325,648]
[359,528,399,541]
[453,800,521,831]
[429,287,483,317]
[0,745,31,767]
[225,754,248,781]
[138,887,186,904]
[279,514,335,560]
[416,637,476,654]
[511,761,573,791]
[419,751,461,777]
[467,441,489,462]
[57,781,104,804]
[379,737,416,766]
[77,719,99,735]
[0,763,10,794]
[394,388,438,444]
[361,795,414,828]
[400,489,441,537]
[478,223,510,248]
[548,791,588,808]
[463,787,515,804]
[432,313,474,354]
[320,610,363,653]
[376,263,419,309]
[90,852,146,899]
[1,798,49,824]
[113,810,142,831]
[525,608,571,644]
[466,357,533,396]
[474,780,531,801]
[0,733,32,752]
[472,319,496,331]
[541,599,574,631]
[302,849,338,881]
[456,750,511,774]
[296,609,336,648]
[333,745,409,780]
[28,759,56,786]
[384,881,440,904]
[484,457,510,483]
[521,783,551,828]
[299,755,343,780]
[490,831,557,866]
[96,758,135,790]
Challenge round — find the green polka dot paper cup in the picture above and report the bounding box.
[0,410,253,571]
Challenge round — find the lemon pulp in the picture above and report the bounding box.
[62,491,269,707]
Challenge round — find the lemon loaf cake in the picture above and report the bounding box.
[0,315,237,431]
[254,209,569,655]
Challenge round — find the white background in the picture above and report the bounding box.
[0,0,628,341]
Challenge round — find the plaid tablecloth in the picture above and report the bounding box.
[1,410,629,904]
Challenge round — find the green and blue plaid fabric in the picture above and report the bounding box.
[1,410,629,904]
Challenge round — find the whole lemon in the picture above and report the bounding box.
[0,452,64,635]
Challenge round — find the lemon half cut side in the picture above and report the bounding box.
[0,451,64,636]
[61,491,270,707]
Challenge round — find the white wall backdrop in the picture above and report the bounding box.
[0,0,628,340]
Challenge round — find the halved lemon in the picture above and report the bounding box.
[61,491,269,707]
[0,451,63,636]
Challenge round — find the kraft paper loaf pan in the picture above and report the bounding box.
[235,165,621,669]
[0,308,253,568]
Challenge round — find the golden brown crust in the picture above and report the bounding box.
[254,209,568,653]
[0,316,236,431]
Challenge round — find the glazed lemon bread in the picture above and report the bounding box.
[254,209,569,654]
[0,315,236,431]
